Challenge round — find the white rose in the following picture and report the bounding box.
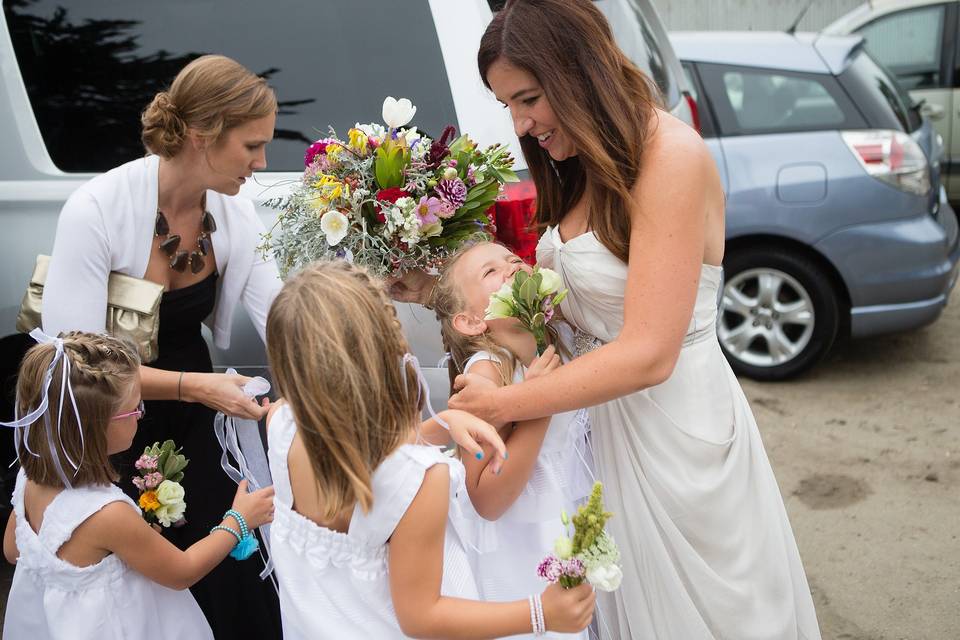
[553,535,574,560]
[537,268,563,296]
[154,480,186,527]
[484,283,516,320]
[382,96,417,129]
[320,210,350,246]
[586,563,623,592]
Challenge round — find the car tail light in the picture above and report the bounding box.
[684,91,701,135]
[841,130,930,196]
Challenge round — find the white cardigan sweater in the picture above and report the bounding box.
[42,155,281,349]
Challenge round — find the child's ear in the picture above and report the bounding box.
[452,311,487,337]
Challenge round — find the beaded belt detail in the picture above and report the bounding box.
[573,329,605,357]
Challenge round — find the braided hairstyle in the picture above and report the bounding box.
[16,332,141,487]
[266,261,420,520]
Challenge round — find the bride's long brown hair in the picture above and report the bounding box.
[478,0,661,263]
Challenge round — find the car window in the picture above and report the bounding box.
[3,0,457,173]
[593,0,679,108]
[839,51,922,133]
[700,65,862,135]
[856,4,946,90]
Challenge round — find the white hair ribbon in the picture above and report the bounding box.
[0,328,85,488]
[212,369,277,587]
[401,353,449,431]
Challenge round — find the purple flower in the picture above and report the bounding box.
[560,557,586,579]
[537,554,563,583]
[541,298,555,323]
[435,177,467,211]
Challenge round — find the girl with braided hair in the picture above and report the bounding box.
[1,331,274,639]
[264,260,595,639]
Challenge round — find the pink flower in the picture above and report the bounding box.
[132,477,145,491]
[435,177,467,210]
[560,557,586,579]
[135,455,158,471]
[415,196,442,226]
[304,137,339,167]
[144,472,164,489]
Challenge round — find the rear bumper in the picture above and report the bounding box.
[840,196,959,337]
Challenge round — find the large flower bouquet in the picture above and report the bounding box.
[133,440,189,528]
[262,97,518,278]
[537,482,623,592]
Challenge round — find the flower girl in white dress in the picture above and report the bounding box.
[1,331,275,640]
[431,242,594,640]
[264,260,595,639]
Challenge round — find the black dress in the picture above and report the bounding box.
[115,272,282,639]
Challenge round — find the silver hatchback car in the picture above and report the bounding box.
[673,31,960,380]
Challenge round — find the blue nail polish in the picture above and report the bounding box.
[503,452,509,460]
[475,452,484,460]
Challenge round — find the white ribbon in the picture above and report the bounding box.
[1,328,84,488]
[212,369,276,585]
[402,353,449,431]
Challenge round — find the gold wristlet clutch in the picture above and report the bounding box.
[16,255,164,363]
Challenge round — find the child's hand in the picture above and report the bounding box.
[231,480,275,530]
[439,409,508,474]
[525,345,561,380]
[541,582,595,633]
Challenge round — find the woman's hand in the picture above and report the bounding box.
[437,409,507,474]
[385,269,437,305]
[448,373,501,425]
[541,582,596,633]
[525,345,561,380]
[230,480,275,530]
[182,372,270,420]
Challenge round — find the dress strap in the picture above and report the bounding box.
[38,482,137,554]
[462,350,501,374]
[266,404,297,509]
[349,444,464,546]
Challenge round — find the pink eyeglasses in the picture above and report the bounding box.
[112,401,145,421]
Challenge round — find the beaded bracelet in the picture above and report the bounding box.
[534,593,546,636]
[223,509,259,561]
[224,509,250,538]
[210,524,241,544]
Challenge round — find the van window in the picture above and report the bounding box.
[857,4,946,90]
[3,0,457,173]
[699,64,864,136]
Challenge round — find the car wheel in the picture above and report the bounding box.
[718,247,839,380]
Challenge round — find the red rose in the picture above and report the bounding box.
[376,187,410,204]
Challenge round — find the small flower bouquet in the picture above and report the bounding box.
[133,440,189,528]
[484,266,568,355]
[262,96,518,278]
[537,482,622,592]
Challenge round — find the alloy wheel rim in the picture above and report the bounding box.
[718,267,815,368]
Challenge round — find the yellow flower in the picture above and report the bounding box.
[347,128,368,155]
[310,175,348,211]
[325,143,344,164]
[139,490,160,512]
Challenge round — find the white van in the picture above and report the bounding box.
[0,0,691,408]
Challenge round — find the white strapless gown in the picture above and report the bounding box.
[538,227,821,640]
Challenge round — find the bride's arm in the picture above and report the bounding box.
[451,122,719,424]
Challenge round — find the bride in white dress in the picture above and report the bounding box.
[448,1,822,637]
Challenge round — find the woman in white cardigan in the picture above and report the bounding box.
[41,55,282,637]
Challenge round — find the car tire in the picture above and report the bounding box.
[718,247,840,381]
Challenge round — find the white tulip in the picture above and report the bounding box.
[382,96,417,129]
[586,563,623,592]
[320,210,350,246]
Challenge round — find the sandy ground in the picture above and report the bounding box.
[0,299,956,638]
[745,297,960,640]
